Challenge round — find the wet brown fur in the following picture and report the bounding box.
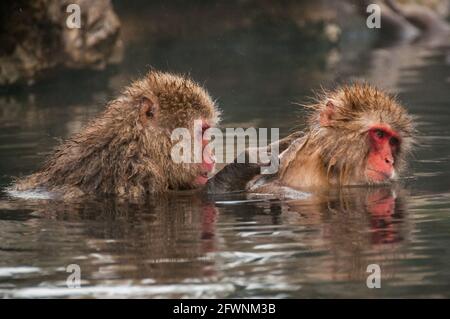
[10,71,220,200]
[253,83,415,193]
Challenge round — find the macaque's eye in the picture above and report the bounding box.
[389,137,399,146]
[375,129,385,139]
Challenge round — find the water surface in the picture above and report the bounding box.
[0,10,449,298]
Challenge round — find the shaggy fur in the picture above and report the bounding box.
[10,71,220,200]
[252,83,415,193]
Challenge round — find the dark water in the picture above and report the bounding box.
[1,8,450,298]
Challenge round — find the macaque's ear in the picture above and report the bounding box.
[138,94,159,126]
[319,100,335,126]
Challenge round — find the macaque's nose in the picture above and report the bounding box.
[385,156,394,165]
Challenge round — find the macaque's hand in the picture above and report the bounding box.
[206,131,302,194]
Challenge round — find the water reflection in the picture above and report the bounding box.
[0,184,412,298]
[217,187,410,285]
[283,187,409,246]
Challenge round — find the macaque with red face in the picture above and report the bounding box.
[209,84,415,196]
[10,71,220,200]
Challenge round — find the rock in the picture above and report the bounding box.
[0,0,123,86]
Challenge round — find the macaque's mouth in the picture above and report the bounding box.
[194,173,209,186]
[194,167,212,186]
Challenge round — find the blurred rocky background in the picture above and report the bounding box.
[0,0,122,86]
[0,0,448,86]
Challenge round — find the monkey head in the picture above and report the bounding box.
[304,83,415,186]
[124,71,220,191]
[12,71,220,199]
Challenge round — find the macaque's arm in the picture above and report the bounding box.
[206,131,303,194]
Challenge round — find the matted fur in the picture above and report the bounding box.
[10,71,220,200]
[279,83,415,189]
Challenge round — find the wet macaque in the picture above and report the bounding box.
[213,84,415,196]
[10,71,220,200]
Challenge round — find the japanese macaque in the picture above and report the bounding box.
[209,84,415,196]
[9,71,220,200]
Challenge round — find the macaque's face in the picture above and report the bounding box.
[133,72,219,192]
[365,125,401,183]
[162,115,217,190]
